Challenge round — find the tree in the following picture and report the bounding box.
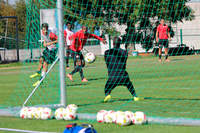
[15,0,26,33]
[63,0,194,51]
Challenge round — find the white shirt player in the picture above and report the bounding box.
[64,28,74,46]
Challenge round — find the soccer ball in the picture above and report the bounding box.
[104,110,115,123]
[124,111,135,124]
[66,104,78,113]
[63,109,77,121]
[85,52,96,63]
[40,107,53,120]
[134,111,147,125]
[20,107,29,119]
[34,107,44,119]
[116,111,131,126]
[55,107,65,120]
[96,110,107,123]
[26,107,36,119]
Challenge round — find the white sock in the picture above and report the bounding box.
[41,71,46,77]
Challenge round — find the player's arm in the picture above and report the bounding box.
[43,33,58,47]
[88,33,106,44]
[156,27,159,43]
[64,30,67,43]
[43,40,58,47]
[167,27,171,41]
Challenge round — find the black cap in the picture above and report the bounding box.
[41,23,48,29]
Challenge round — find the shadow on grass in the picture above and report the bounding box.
[170,59,184,62]
[87,77,105,81]
[66,83,88,86]
[78,97,200,107]
[144,97,200,101]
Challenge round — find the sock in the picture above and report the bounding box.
[41,71,46,77]
[66,56,69,67]
[159,55,162,59]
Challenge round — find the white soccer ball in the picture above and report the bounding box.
[116,111,131,126]
[134,111,147,125]
[34,107,44,119]
[40,107,53,120]
[103,110,114,123]
[124,111,135,124]
[20,107,29,119]
[63,109,77,121]
[66,104,78,113]
[26,107,36,119]
[55,107,65,120]
[96,110,107,123]
[85,52,96,63]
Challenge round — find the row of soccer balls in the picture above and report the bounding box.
[20,104,78,120]
[97,110,147,126]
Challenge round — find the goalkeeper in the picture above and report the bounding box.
[67,26,106,82]
[30,23,58,86]
[103,37,139,102]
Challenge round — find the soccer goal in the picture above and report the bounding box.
[0,16,19,62]
[1,0,200,126]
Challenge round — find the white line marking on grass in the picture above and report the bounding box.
[0,128,57,133]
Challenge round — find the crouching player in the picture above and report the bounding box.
[30,23,58,86]
[103,37,140,102]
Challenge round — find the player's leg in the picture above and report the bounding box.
[32,48,50,87]
[67,50,77,81]
[66,46,70,69]
[79,52,87,82]
[104,79,117,102]
[29,57,43,78]
[158,40,163,62]
[124,78,139,101]
[32,61,48,87]
[164,40,170,62]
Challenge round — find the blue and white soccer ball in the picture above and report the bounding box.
[85,52,96,63]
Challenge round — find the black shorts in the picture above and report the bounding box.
[42,48,58,64]
[158,39,169,48]
[66,45,71,54]
[70,50,85,67]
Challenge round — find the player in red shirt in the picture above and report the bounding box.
[156,19,171,62]
[67,26,106,82]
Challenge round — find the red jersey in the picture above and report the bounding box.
[69,30,104,52]
[157,24,169,39]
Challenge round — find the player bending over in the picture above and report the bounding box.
[64,22,74,69]
[67,26,106,82]
[30,23,58,86]
[103,37,139,102]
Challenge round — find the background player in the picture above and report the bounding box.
[103,37,139,102]
[64,22,74,69]
[67,26,106,82]
[156,19,171,62]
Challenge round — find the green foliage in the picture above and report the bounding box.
[16,0,26,32]
[62,0,194,50]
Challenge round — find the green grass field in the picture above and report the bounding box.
[0,55,200,133]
